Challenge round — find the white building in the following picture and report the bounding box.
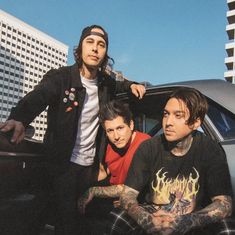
[225,0,235,83]
[0,9,69,141]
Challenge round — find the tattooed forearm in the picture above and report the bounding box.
[129,204,157,233]
[174,195,232,234]
[78,185,124,212]
[198,195,232,218]
[120,186,139,210]
[120,186,157,233]
[89,184,124,198]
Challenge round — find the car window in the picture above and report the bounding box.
[207,102,235,140]
[130,93,168,136]
[145,117,161,135]
[134,114,162,137]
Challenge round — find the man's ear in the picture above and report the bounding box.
[130,120,134,131]
[191,118,201,130]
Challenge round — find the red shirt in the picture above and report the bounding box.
[105,131,150,185]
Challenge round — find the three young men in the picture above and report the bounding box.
[108,87,232,235]
[0,25,145,235]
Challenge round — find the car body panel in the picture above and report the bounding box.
[146,79,235,114]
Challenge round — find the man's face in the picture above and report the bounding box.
[162,98,200,142]
[81,28,107,69]
[104,116,134,149]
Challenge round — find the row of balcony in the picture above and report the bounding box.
[225,1,235,82]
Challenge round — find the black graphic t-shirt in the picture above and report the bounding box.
[125,131,232,215]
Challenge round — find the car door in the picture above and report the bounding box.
[0,132,47,235]
[204,98,235,201]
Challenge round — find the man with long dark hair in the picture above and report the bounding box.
[0,25,145,235]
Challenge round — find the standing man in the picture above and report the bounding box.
[108,87,232,235]
[0,25,145,235]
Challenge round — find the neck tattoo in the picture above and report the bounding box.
[170,134,193,157]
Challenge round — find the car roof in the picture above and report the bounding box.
[147,79,235,114]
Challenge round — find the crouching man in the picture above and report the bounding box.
[77,100,150,232]
[108,87,233,235]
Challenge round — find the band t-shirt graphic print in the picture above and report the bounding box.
[151,167,199,215]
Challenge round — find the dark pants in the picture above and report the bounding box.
[51,162,95,235]
[106,208,235,235]
[81,198,114,234]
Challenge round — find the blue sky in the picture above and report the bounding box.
[1,0,228,85]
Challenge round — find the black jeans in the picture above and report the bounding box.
[105,207,234,235]
[52,162,95,235]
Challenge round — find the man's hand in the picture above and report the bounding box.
[149,210,176,235]
[130,84,146,99]
[0,119,25,144]
[77,189,94,214]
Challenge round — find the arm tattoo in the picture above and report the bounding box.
[120,187,138,211]
[129,204,158,233]
[120,186,157,233]
[90,184,124,198]
[174,195,232,234]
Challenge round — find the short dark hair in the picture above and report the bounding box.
[73,25,114,73]
[169,87,208,125]
[99,100,133,126]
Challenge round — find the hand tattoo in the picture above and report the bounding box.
[173,195,232,234]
